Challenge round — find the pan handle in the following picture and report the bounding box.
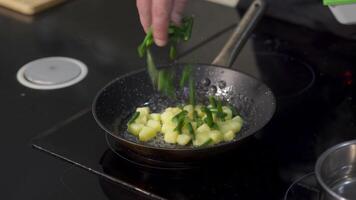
[212,0,266,67]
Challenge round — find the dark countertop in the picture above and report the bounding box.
[0,0,239,199]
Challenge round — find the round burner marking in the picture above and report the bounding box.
[256,53,315,99]
[17,57,88,90]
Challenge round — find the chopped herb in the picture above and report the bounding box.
[137,16,194,99]
[172,110,188,123]
[179,65,192,89]
[174,119,185,134]
[189,77,196,106]
[201,107,214,128]
[169,42,177,60]
[193,110,198,121]
[187,122,195,140]
[127,112,140,125]
[209,96,217,108]
[216,98,227,121]
[209,108,218,113]
[157,69,175,98]
[146,50,158,85]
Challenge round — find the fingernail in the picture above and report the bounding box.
[155,39,167,47]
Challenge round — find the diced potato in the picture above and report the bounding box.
[230,121,242,133]
[183,105,194,119]
[127,123,144,136]
[194,105,205,118]
[166,107,182,115]
[196,124,211,134]
[182,125,189,135]
[164,130,178,143]
[222,106,232,120]
[193,131,210,146]
[177,134,192,145]
[149,113,161,121]
[218,121,230,134]
[161,122,175,134]
[171,107,182,115]
[232,115,243,124]
[135,114,148,124]
[136,107,150,116]
[146,120,161,132]
[224,130,236,142]
[139,126,157,141]
[209,130,223,144]
[161,111,174,123]
[191,122,197,131]
[218,119,241,134]
[183,105,194,112]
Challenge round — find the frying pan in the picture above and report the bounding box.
[93,0,276,162]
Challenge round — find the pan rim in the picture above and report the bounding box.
[92,63,277,151]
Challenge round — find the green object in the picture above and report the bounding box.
[137,16,194,99]
[216,99,227,121]
[172,110,188,123]
[146,50,158,85]
[201,107,214,128]
[187,122,195,140]
[323,0,356,6]
[179,65,192,89]
[173,111,188,134]
[209,96,217,108]
[127,112,140,124]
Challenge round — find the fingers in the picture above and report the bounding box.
[136,0,152,33]
[152,0,173,46]
[171,0,187,25]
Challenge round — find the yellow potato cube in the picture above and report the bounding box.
[161,111,174,123]
[171,107,182,115]
[224,130,236,142]
[164,130,178,144]
[222,106,232,120]
[161,122,175,134]
[127,123,144,136]
[232,115,243,124]
[194,105,205,118]
[146,120,161,132]
[136,107,150,116]
[177,134,192,146]
[149,113,161,121]
[209,130,223,144]
[135,114,148,124]
[183,105,194,119]
[197,124,211,134]
[139,126,157,142]
[193,131,210,146]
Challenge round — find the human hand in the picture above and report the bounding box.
[136,0,188,47]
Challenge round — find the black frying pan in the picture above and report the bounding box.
[93,0,275,162]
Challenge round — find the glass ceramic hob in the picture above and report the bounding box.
[32,17,356,200]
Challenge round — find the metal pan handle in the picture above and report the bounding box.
[212,0,266,67]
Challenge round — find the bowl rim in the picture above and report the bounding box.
[315,139,356,200]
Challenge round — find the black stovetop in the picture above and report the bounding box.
[32,17,356,199]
